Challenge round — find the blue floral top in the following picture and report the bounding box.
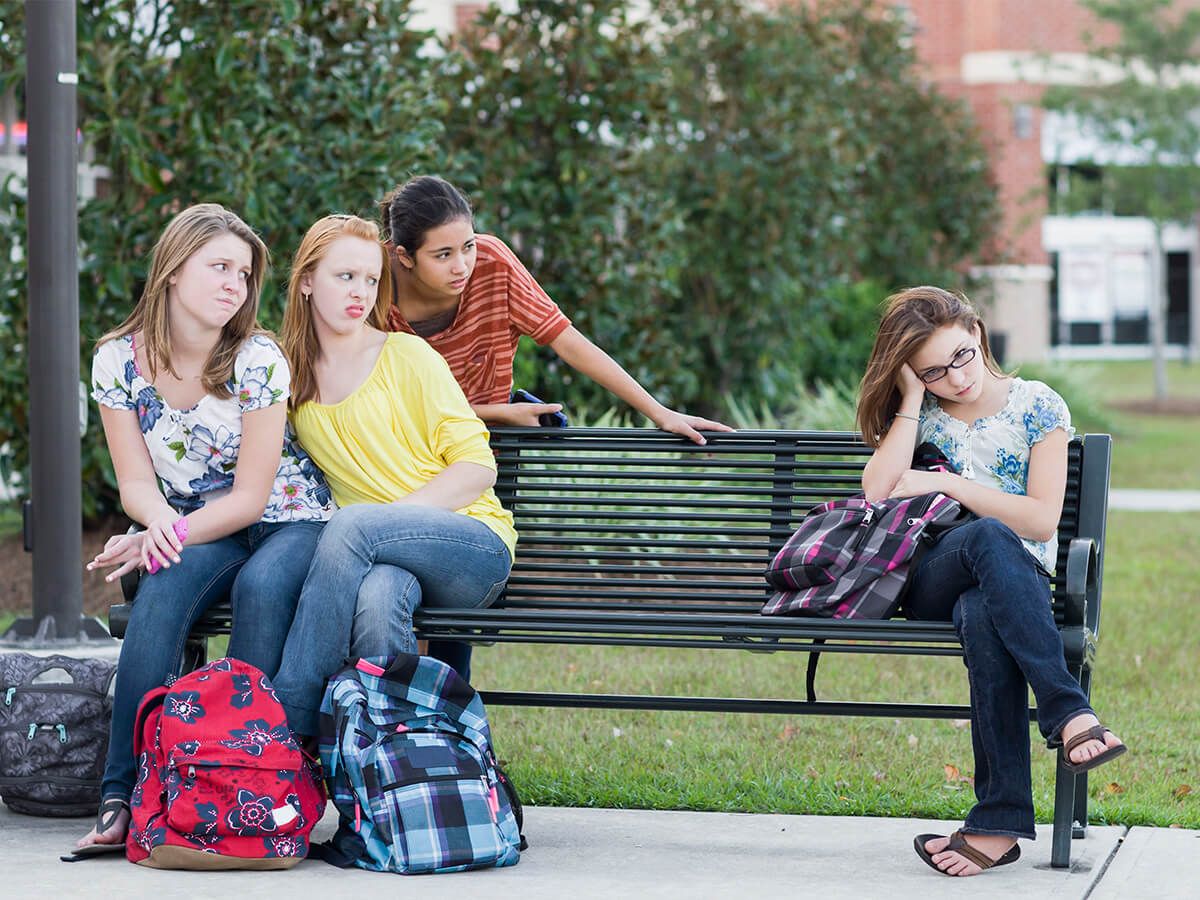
[919,377,1074,573]
[91,333,334,522]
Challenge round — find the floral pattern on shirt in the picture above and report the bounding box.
[919,378,1074,573]
[91,333,333,523]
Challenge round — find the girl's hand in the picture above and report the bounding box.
[505,402,563,427]
[896,363,925,404]
[141,516,184,572]
[86,532,145,582]
[888,469,950,500]
[653,409,735,446]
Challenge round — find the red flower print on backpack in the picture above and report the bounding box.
[125,658,325,870]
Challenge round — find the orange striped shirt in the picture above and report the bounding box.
[387,234,571,405]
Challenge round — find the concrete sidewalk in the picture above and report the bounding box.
[2,803,1197,899]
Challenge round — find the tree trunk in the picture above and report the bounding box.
[1151,223,1169,400]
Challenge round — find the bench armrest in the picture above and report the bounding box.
[1063,537,1097,628]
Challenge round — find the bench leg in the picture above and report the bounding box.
[1051,756,1076,868]
[1071,666,1092,839]
[1073,771,1089,838]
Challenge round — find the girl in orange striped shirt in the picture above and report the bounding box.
[380,175,731,445]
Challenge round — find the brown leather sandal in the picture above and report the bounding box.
[913,830,1020,876]
[1061,724,1127,774]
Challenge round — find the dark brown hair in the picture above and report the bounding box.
[856,286,1003,446]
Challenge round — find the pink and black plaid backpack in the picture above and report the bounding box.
[126,658,325,870]
[762,442,973,620]
[761,490,969,619]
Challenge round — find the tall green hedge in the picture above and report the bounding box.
[441,0,998,414]
[0,0,444,516]
[0,0,999,515]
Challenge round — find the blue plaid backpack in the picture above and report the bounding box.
[315,654,525,874]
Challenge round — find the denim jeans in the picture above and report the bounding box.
[346,567,476,680]
[100,520,325,801]
[906,517,1092,839]
[272,503,512,736]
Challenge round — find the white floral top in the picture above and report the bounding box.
[919,377,1074,573]
[91,333,334,522]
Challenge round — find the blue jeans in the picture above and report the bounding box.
[100,520,325,801]
[347,567,476,681]
[272,503,512,736]
[906,517,1092,840]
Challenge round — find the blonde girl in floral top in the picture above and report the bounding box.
[857,286,1126,878]
[76,204,333,856]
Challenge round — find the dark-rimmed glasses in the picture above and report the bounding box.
[918,346,977,383]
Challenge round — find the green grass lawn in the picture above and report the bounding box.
[1019,359,1200,490]
[1079,360,1200,490]
[471,509,1200,828]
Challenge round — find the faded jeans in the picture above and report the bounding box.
[272,503,511,736]
[100,520,324,801]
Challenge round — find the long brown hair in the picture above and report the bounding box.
[856,286,1003,447]
[97,203,269,399]
[280,214,393,409]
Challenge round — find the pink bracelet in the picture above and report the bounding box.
[146,518,189,574]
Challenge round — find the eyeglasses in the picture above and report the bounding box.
[918,346,977,384]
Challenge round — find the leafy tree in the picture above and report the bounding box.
[0,0,445,516]
[441,0,997,415]
[647,0,998,405]
[1043,0,1200,399]
[438,0,692,410]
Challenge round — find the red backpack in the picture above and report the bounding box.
[126,658,325,870]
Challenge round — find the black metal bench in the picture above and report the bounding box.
[110,427,1112,868]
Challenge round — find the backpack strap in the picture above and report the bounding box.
[307,818,368,868]
[131,684,168,756]
[805,638,826,703]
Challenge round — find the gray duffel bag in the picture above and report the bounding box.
[0,653,116,816]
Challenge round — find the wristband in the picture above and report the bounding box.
[146,517,189,574]
[894,413,919,423]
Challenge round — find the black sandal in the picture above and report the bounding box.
[60,797,129,862]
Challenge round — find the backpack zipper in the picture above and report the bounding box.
[21,723,68,743]
[378,772,486,792]
[4,685,105,706]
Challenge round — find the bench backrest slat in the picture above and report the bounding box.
[489,428,1102,621]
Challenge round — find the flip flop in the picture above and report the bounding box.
[913,830,1020,876]
[60,798,129,863]
[1060,724,1127,775]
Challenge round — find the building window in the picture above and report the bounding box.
[1013,104,1034,140]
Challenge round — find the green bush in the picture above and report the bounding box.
[443,0,997,417]
[0,0,999,510]
[0,0,445,517]
[439,0,691,413]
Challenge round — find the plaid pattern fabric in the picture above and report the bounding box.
[319,654,523,874]
[762,492,968,618]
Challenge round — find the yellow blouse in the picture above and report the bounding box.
[290,333,516,557]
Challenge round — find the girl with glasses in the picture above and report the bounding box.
[856,286,1126,877]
